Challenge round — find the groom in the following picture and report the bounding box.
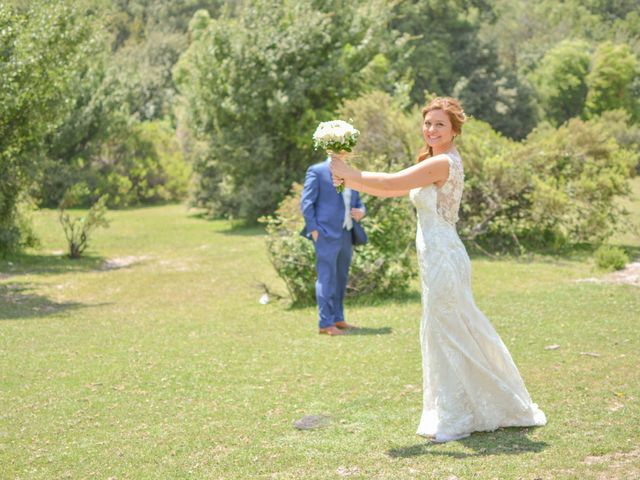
[301,156,365,336]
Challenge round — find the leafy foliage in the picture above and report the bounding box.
[258,183,316,305]
[87,120,190,208]
[4,0,640,263]
[481,0,601,74]
[39,120,190,208]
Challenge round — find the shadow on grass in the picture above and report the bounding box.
[285,288,423,311]
[344,326,393,336]
[0,282,107,321]
[349,290,422,306]
[219,224,266,237]
[466,241,640,264]
[386,427,548,459]
[186,210,214,221]
[1,253,105,277]
[185,213,266,237]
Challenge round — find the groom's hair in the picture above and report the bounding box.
[417,97,467,163]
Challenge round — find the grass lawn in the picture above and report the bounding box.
[1,198,639,479]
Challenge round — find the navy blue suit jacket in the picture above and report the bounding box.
[300,159,365,241]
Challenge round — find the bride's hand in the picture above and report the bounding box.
[330,154,359,182]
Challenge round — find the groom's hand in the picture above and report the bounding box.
[351,208,365,222]
[311,230,319,242]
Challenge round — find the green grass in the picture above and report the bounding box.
[1,203,639,479]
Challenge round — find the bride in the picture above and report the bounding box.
[330,97,547,442]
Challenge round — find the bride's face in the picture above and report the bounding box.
[423,109,455,149]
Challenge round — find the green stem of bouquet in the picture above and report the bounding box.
[327,149,346,193]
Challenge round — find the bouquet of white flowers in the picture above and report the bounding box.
[312,120,360,193]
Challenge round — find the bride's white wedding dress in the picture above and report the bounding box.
[409,148,547,442]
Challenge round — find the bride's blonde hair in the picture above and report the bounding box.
[417,97,467,163]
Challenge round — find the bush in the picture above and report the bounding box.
[38,120,190,209]
[260,183,417,306]
[95,120,190,207]
[594,245,629,271]
[259,183,321,305]
[457,116,638,253]
[0,197,39,257]
[58,186,109,259]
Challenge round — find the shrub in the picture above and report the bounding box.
[594,245,629,271]
[38,120,190,209]
[457,116,638,252]
[0,197,39,257]
[58,185,109,259]
[90,120,190,208]
[259,183,417,306]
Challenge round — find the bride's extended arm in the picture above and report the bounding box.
[347,178,409,198]
[334,154,450,192]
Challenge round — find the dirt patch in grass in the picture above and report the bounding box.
[156,259,192,272]
[577,261,640,287]
[583,448,640,480]
[100,255,151,271]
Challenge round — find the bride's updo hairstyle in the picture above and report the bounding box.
[417,96,467,163]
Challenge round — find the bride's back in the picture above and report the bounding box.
[410,149,464,228]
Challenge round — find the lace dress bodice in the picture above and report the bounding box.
[409,148,464,228]
[410,149,468,273]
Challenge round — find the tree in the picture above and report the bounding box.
[608,11,640,57]
[34,0,195,210]
[0,0,96,254]
[582,0,639,20]
[174,0,398,221]
[390,0,538,139]
[389,0,498,103]
[585,41,640,121]
[530,39,591,126]
[479,0,600,74]
[453,66,538,140]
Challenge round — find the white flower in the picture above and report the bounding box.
[312,120,359,151]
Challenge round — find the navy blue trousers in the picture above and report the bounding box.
[314,229,353,328]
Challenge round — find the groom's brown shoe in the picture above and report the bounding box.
[318,326,346,336]
[335,321,359,330]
